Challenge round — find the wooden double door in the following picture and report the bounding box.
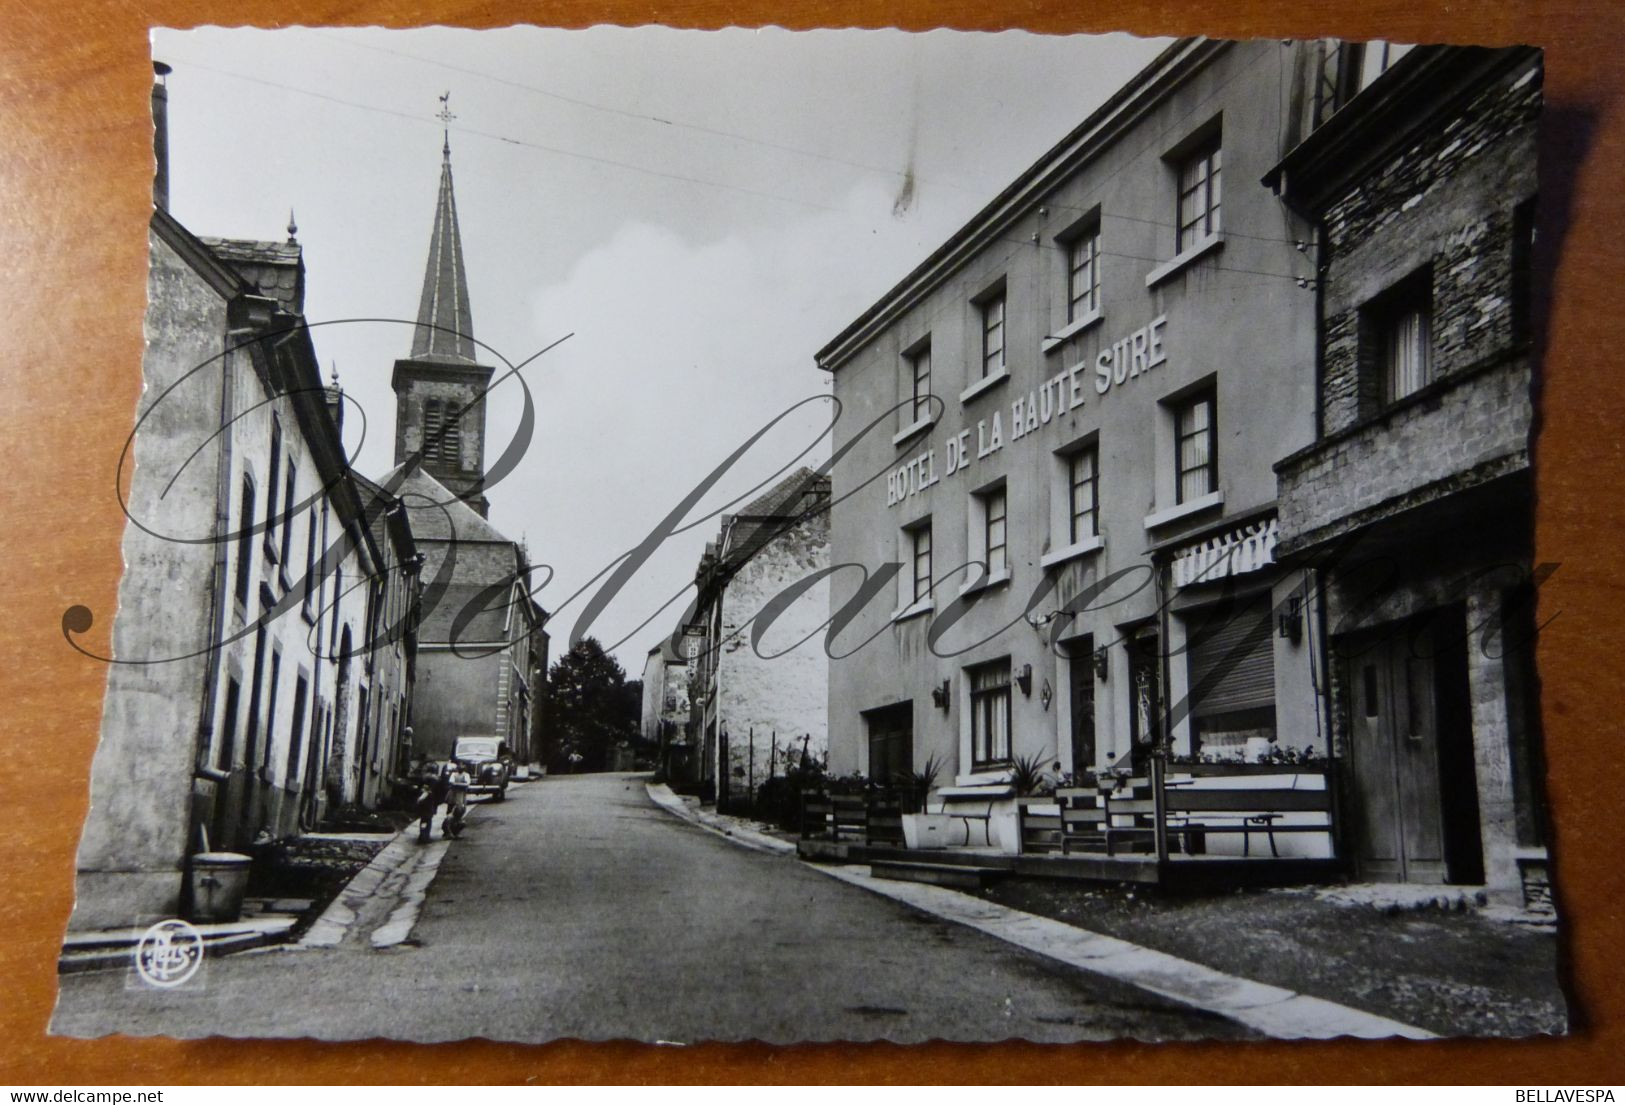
[1342,609,1483,885]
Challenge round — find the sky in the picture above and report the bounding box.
[153,25,1172,673]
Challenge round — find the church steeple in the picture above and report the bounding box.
[410,116,476,363]
[392,98,495,518]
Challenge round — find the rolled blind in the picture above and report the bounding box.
[1186,598,1275,717]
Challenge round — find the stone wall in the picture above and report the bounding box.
[1278,54,1540,553]
[716,509,831,807]
[1278,358,1531,552]
[71,233,227,930]
[1319,58,1539,436]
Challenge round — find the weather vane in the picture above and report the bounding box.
[437,90,456,155]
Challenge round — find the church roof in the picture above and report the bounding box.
[200,237,303,315]
[381,463,514,546]
[418,582,517,644]
[718,466,830,572]
[409,144,477,364]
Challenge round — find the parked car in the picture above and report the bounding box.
[451,736,510,800]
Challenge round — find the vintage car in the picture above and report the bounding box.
[451,736,510,800]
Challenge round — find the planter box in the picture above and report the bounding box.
[901,812,952,850]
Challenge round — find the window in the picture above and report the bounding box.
[262,649,282,779]
[303,505,318,618]
[1177,140,1222,250]
[980,293,1006,378]
[234,475,255,608]
[1366,268,1434,405]
[969,659,1012,768]
[1186,598,1277,758]
[906,520,932,607]
[216,676,241,772]
[423,398,461,466]
[280,462,297,574]
[1067,229,1101,321]
[905,342,932,426]
[1355,41,1416,94]
[1175,390,1217,503]
[264,421,282,558]
[284,674,309,788]
[981,486,1008,576]
[1068,447,1099,543]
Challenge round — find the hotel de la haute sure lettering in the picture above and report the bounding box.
[887,315,1168,509]
[51,28,1566,1048]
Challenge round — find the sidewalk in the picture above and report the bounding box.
[983,876,1567,1038]
[653,788,1566,1039]
[645,783,797,854]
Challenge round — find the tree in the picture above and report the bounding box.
[544,637,637,773]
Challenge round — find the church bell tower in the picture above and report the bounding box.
[392,103,494,517]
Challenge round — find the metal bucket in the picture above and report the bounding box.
[188,851,252,923]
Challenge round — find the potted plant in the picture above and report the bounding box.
[900,754,950,850]
[1009,751,1053,798]
[1011,754,1062,854]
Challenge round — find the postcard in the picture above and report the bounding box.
[51,25,1565,1043]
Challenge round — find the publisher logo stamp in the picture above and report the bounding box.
[133,919,205,989]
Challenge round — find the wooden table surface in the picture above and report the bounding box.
[2,0,1622,1085]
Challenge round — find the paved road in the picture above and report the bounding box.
[53,773,1245,1043]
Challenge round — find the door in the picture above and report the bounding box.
[1343,612,1479,883]
[1064,638,1097,773]
[865,703,914,790]
[1126,631,1160,772]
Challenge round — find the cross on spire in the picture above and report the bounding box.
[410,103,476,363]
[437,90,456,157]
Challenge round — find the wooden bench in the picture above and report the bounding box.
[798,791,905,846]
[1160,771,1333,857]
[1055,778,1163,856]
[866,793,906,846]
[800,793,833,839]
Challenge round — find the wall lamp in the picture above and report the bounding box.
[1278,594,1303,642]
[1016,663,1034,696]
[1093,646,1110,682]
[930,679,951,710]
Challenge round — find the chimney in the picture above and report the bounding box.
[151,61,171,211]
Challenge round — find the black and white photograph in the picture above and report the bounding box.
[51,25,1564,1044]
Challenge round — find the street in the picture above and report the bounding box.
[53,773,1246,1043]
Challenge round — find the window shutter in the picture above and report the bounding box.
[1187,598,1275,717]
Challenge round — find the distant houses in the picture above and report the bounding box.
[646,467,831,809]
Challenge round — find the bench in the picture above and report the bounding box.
[799,791,905,846]
[1160,772,1333,857]
[933,784,1012,847]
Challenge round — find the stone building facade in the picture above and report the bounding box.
[1270,45,1546,900]
[682,468,831,808]
[641,641,693,779]
[816,38,1332,851]
[70,66,415,929]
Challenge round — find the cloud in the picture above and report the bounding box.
[485,177,963,668]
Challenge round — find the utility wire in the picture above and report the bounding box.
[162,54,848,214]
[307,30,970,194]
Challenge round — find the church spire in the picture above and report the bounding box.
[410,93,476,363]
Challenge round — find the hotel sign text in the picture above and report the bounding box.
[886,314,1169,509]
